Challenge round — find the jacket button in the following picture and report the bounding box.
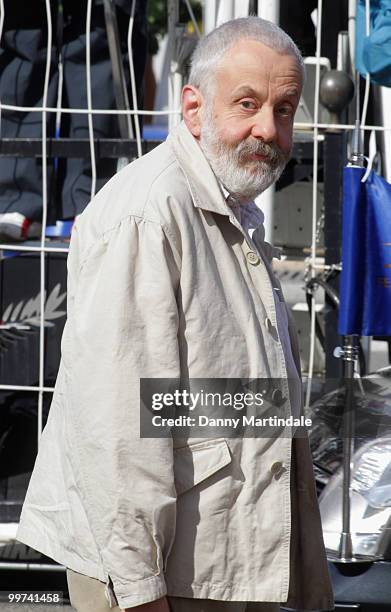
[264,317,273,332]
[271,388,284,405]
[246,251,260,265]
[270,461,284,476]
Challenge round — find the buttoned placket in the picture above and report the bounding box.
[226,210,288,375]
[228,213,292,407]
[226,207,293,599]
[229,207,292,383]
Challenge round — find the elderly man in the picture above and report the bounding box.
[16,16,334,612]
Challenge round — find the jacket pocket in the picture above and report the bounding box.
[173,438,232,496]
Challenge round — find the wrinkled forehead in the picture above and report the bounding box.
[209,39,303,96]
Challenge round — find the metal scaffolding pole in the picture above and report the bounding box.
[255,0,280,242]
[204,0,243,33]
[257,0,279,23]
[102,0,133,139]
[216,0,235,25]
[203,0,217,34]
[168,0,181,131]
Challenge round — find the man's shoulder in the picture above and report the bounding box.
[77,140,195,236]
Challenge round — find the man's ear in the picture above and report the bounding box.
[181,85,203,138]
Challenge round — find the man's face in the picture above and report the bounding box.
[198,40,302,201]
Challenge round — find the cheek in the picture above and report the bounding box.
[277,129,293,157]
[215,120,252,147]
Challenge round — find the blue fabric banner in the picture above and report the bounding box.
[339,166,391,336]
[356,0,391,87]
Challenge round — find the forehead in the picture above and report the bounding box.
[214,39,302,98]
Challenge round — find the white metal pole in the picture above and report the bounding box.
[257,0,279,23]
[203,0,217,34]
[216,0,235,26]
[204,0,250,32]
[168,0,180,130]
[234,0,251,18]
[255,0,280,242]
[348,0,356,73]
[255,185,275,243]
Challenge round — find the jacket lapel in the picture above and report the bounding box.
[167,121,232,217]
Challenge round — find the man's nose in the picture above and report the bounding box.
[251,108,277,143]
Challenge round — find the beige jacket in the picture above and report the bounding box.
[17,121,334,611]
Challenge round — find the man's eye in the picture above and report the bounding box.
[277,105,294,118]
[240,100,257,110]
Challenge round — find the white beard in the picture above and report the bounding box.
[199,110,289,201]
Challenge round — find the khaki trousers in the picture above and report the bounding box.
[66,569,280,612]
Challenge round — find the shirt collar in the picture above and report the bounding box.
[219,182,231,202]
[219,182,242,207]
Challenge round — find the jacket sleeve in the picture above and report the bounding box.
[62,215,181,609]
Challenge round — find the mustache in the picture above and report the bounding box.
[235,139,288,165]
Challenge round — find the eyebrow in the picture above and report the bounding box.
[284,89,300,99]
[232,85,300,101]
[232,86,262,99]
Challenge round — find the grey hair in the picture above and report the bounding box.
[188,16,305,97]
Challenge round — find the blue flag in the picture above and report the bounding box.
[356,0,391,87]
[339,166,391,336]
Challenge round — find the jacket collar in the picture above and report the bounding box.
[167,120,233,217]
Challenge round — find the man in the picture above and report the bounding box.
[16,17,334,612]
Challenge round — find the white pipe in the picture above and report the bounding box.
[254,187,274,243]
[365,0,371,34]
[337,31,350,72]
[257,0,280,23]
[305,0,323,411]
[216,0,235,26]
[127,0,142,158]
[204,0,217,34]
[55,55,64,137]
[168,73,182,131]
[380,87,391,182]
[0,562,65,571]
[255,0,280,242]
[0,0,4,43]
[5,99,391,132]
[0,244,68,253]
[168,0,181,130]
[0,0,4,134]
[348,0,357,73]
[0,384,55,392]
[86,0,97,198]
[361,0,371,128]
[0,103,181,116]
[234,0,250,18]
[38,0,52,445]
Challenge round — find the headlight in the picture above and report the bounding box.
[319,437,391,560]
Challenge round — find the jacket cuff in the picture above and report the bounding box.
[106,574,167,609]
